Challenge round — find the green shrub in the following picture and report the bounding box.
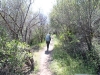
[0,27,33,74]
[29,27,46,46]
[51,45,97,75]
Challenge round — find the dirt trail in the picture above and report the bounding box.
[30,38,54,75]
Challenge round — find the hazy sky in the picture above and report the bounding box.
[33,0,56,15]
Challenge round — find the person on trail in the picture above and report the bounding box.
[45,33,51,51]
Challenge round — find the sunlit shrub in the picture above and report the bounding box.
[0,27,33,74]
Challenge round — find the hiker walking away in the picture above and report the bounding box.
[45,33,51,51]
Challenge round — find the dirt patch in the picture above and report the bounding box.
[30,39,54,75]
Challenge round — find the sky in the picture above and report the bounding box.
[32,0,56,15]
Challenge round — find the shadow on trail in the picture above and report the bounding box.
[45,50,52,54]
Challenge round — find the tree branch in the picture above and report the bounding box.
[0,12,17,34]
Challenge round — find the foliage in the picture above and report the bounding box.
[50,0,100,74]
[51,45,97,75]
[0,27,33,74]
[29,26,46,46]
[0,0,47,43]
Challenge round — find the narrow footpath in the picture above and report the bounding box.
[30,38,54,75]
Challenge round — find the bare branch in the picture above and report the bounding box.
[26,13,40,29]
[0,10,20,28]
[23,1,32,26]
[29,17,47,29]
[0,12,17,34]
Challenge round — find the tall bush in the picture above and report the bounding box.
[0,27,33,75]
